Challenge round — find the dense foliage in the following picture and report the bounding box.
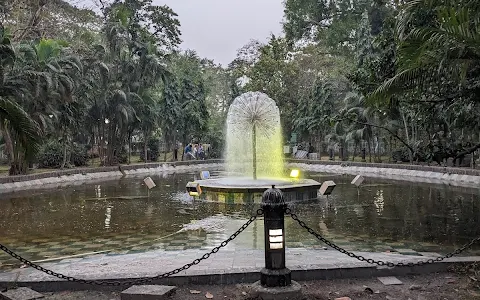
[0,0,479,175]
[278,0,479,165]
[0,0,233,174]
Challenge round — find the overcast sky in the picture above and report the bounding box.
[78,0,284,65]
[153,1,284,66]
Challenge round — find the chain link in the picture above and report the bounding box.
[285,207,480,268]
[0,209,264,286]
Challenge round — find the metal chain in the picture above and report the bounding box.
[0,209,264,286]
[285,207,480,267]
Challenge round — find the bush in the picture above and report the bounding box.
[70,144,88,167]
[139,138,160,162]
[203,131,224,159]
[37,141,88,168]
[37,141,63,168]
[391,148,410,162]
[116,147,128,164]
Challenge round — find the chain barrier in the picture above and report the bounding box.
[285,207,480,267]
[0,209,264,286]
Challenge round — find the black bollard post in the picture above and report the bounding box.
[260,185,291,287]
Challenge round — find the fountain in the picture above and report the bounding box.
[194,92,321,203]
[225,91,284,179]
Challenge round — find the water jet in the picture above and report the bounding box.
[195,92,321,203]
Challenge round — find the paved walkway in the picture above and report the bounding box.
[1,248,479,284]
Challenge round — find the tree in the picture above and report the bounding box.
[0,25,41,174]
[1,0,102,44]
[171,51,209,146]
[370,0,480,161]
[283,0,371,55]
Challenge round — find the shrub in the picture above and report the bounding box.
[116,147,128,164]
[139,138,160,162]
[203,131,224,159]
[37,141,63,168]
[391,148,410,162]
[70,144,88,167]
[38,141,88,168]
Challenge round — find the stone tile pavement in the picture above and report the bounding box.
[2,248,479,284]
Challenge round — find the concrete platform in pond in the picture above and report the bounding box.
[195,177,321,203]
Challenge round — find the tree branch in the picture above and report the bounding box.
[337,118,415,154]
[13,1,46,42]
[454,142,480,160]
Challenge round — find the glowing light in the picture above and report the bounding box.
[269,229,283,235]
[269,236,283,243]
[290,169,300,179]
[270,242,283,249]
[268,228,284,249]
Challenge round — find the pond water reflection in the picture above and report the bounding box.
[1,171,479,269]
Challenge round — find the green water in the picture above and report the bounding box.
[1,172,480,269]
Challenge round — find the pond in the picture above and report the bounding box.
[1,171,480,269]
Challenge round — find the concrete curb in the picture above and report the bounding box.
[0,161,224,193]
[2,159,479,192]
[0,259,474,292]
[287,162,480,188]
[286,158,480,176]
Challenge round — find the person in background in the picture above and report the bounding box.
[198,144,205,160]
[174,142,178,161]
[193,144,198,159]
[184,143,192,160]
[308,143,315,154]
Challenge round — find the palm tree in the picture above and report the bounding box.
[0,24,41,175]
[372,0,480,101]
[19,40,82,121]
[370,0,480,159]
[342,93,374,161]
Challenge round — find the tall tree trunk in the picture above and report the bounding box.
[368,139,372,163]
[401,112,413,163]
[128,132,131,165]
[99,121,105,166]
[181,134,187,161]
[0,123,25,175]
[61,131,68,169]
[91,130,95,166]
[144,131,148,163]
[163,134,168,162]
[1,124,15,163]
[353,143,357,161]
[108,125,116,165]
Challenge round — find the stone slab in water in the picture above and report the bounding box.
[250,280,304,300]
[351,175,365,186]
[319,180,336,195]
[121,285,176,300]
[377,276,403,285]
[0,287,44,300]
